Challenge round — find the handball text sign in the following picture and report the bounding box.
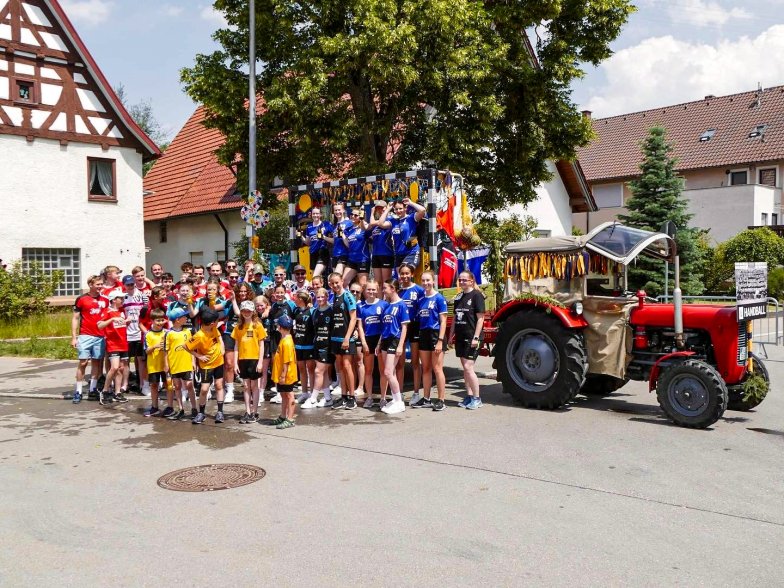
[735,262,768,321]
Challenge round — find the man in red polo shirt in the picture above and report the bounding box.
[71,275,109,403]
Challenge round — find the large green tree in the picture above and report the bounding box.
[181,0,633,210]
[618,126,704,296]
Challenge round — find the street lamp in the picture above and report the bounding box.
[247,0,256,260]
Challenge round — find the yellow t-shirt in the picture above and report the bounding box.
[145,329,167,374]
[184,327,223,369]
[231,321,268,361]
[165,329,193,375]
[272,334,297,386]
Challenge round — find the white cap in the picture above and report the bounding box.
[240,300,255,312]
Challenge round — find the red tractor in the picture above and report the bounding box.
[488,222,770,429]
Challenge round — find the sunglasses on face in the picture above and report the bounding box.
[350,291,361,296]
[294,272,305,276]
[229,275,239,279]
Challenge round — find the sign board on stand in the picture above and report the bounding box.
[735,262,768,321]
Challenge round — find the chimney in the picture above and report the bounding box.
[704,95,715,100]
[581,110,592,119]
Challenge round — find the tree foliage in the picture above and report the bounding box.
[115,84,170,175]
[722,227,784,267]
[618,126,704,296]
[0,261,63,322]
[181,0,633,210]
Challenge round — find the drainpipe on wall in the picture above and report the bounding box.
[213,214,230,263]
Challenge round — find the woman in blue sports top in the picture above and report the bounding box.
[377,198,426,271]
[301,207,334,278]
[325,202,352,276]
[397,263,425,405]
[342,209,372,288]
[357,280,389,408]
[377,279,409,415]
[414,271,448,411]
[368,200,395,285]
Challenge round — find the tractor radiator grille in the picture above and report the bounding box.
[737,321,748,365]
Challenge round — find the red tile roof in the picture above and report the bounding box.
[143,106,239,221]
[578,86,784,182]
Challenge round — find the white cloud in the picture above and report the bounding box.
[667,0,751,27]
[583,25,784,117]
[60,0,112,25]
[200,6,227,27]
[161,5,184,18]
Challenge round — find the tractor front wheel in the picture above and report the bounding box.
[496,310,587,409]
[656,359,728,429]
[727,353,769,411]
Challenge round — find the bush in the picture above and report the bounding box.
[722,228,784,267]
[768,267,784,300]
[0,261,62,322]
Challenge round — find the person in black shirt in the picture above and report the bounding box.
[311,288,335,407]
[448,271,486,410]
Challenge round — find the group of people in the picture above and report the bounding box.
[70,202,487,429]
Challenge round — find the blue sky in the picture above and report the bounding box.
[62,0,784,142]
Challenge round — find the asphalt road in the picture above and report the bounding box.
[1,350,783,587]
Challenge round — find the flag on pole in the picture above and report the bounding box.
[458,246,490,284]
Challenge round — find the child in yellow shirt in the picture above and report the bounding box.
[185,308,226,424]
[271,315,298,429]
[232,300,268,424]
[143,309,168,417]
[165,307,198,420]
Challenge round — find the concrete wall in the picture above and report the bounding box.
[685,184,780,243]
[0,134,145,286]
[506,160,574,236]
[144,211,247,276]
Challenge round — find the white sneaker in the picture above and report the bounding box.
[409,392,422,406]
[296,392,310,404]
[270,393,282,404]
[316,396,333,408]
[354,387,364,396]
[384,399,405,414]
[332,385,342,396]
[271,386,278,394]
[301,397,319,409]
[363,396,375,408]
[224,391,234,403]
[141,385,151,397]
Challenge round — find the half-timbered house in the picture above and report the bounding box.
[0,0,160,299]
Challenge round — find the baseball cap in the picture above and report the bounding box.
[253,263,264,275]
[374,199,386,208]
[240,300,255,312]
[122,275,135,285]
[293,264,306,273]
[277,315,293,329]
[108,289,125,301]
[167,307,189,321]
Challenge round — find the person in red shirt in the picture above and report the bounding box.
[97,290,131,404]
[192,265,207,300]
[71,275,110,403]
[140,286,168,332]
[100,265,124,298]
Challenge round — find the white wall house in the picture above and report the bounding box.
[0,0,159,298]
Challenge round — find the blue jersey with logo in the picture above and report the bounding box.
[398,284,425,324]
[330,290,357,341]
[381,300,409,339]
[359,299,389,338]
[370,224,394,257]
[390,213,419,255]
[347,225,372,263]
[416,292,448,330]
[305,221,333,256]
[332,219,353,258]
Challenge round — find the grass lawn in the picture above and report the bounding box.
[0,337,75,360]
[0,311,72,339]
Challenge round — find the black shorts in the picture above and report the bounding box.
[277,383,295,393]
[296,347,314,362]
[310,248,330,271]
[405,322,420,344]
[314,346,335,364]
[127,340,145,358]
[172,371,193,381]
[334,255,348,266]
[380,337,401,354]
[455,337,481,361]
[148,371,165,384]
[198,365,225,382]
[418,329,441,351]
[330,339,357,356]
[221,332,236,352]
[363,334,381,353]
[107,350,129,360]
[237,359,259,380]
[347,259,370,273]
[263,339,272,359]
[372,255,394,269]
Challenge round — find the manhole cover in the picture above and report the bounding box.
[157,464,266,492]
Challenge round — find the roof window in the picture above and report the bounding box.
[699,129,716,142]
[749,124,767,139]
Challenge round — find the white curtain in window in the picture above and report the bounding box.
[90,160,113,196]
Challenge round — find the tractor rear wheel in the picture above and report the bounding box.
[727,353,769,411]
[656,359,728,429]
[496,309,587,409]
[580,374,628,397]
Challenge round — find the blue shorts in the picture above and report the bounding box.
[395,249,420,270]
[77,335,105,360]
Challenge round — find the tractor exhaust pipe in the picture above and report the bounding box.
[673,254,684,348]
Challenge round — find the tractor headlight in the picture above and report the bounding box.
[571,302,584,316]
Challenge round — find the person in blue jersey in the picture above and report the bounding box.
[412,271,448,411]
[310,288,334,407]
[292,290,318,409]
[301,207,334,278]
[342,209,372,288]
[324,202,353,276]
[368,199,395,285]
[396,263,425,405]
[357,280,388,408]
[377,279,409,415]
[377,197,427,271]
[328,272,358,410]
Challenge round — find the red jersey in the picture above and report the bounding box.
[193,283,207,300]
[101,309,128,353]
[74,293,109,337]
[101,283,124,298]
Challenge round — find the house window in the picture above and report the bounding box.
[159,221,167,243]
[729,170,748,186]
[21,248,81,296]
[748,124,767,139]
[190,251,203,265]
[15,79,36,103]
[215,251,226,262]
[87,158,116,201]
[592,183,624,208]
[699,129,716,142]
[759,168,777,187]
[761,213,769,226]
[773,213,779,225]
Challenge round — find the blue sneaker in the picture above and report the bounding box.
[72,391,82,404]
[466,397,482,410]
[458,396,471,408]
